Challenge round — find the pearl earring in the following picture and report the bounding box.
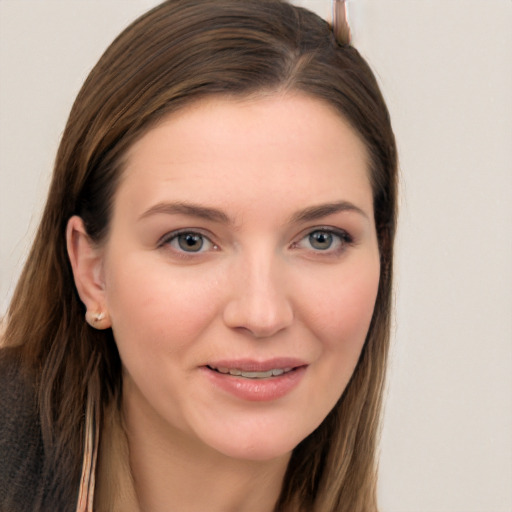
[94,312,105,323]
[86,310,107,328]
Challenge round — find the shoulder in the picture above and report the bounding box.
[0,346,45,511]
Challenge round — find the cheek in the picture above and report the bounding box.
[286,256,380,437]
[104,254,224,356]
[304,255,380,369]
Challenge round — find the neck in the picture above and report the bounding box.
[129,426,288,512]
[96,392,290,512]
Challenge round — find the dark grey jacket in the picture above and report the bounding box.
[0,348,76,512]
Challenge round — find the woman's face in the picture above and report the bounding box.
[99,93,380,461]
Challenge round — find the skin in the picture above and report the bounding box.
[67,92,380,512]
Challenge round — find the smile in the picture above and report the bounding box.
[207,365,294,379]
[203,361,307,401]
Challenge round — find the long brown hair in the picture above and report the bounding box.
[3,1,397,510]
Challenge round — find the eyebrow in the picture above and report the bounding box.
[138,201,230,224]
[138,199,369,225]
[290,201,369,223]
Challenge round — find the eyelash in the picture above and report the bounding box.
[158,227,354,257]
[158,229,218,256]
[292,227,354,255]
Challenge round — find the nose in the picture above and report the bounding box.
[222,252,294,338]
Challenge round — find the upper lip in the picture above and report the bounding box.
[205,358,307,372]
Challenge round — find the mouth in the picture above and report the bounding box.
[207,365,296,379]
[202,359,307,401]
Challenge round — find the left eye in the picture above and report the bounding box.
[297,229,351,252]
[164,231,215,253]
[309,231,335,250]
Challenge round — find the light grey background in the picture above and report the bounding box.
[1,1,511,511]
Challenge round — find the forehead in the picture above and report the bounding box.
[117,92,373,220]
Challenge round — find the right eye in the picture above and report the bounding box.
[161,230,216,253]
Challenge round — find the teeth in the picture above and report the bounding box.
[209,365,294,379]
[239,370,274,379]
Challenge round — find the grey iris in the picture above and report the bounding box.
[178,233,204,252]
[309,231,333,250]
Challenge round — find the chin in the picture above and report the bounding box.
[195,419,319,463]
[214,439,296,463]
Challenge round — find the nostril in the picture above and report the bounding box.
[222,294,294,338]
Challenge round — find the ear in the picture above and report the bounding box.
[66,216,112,329]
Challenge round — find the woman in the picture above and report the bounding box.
[0,1,397,511]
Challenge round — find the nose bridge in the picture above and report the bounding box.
[223,244,293,337]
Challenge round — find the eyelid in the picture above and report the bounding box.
[158,228,218,253]
[291,226,354,253]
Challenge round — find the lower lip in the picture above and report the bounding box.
[201,366,307,402]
